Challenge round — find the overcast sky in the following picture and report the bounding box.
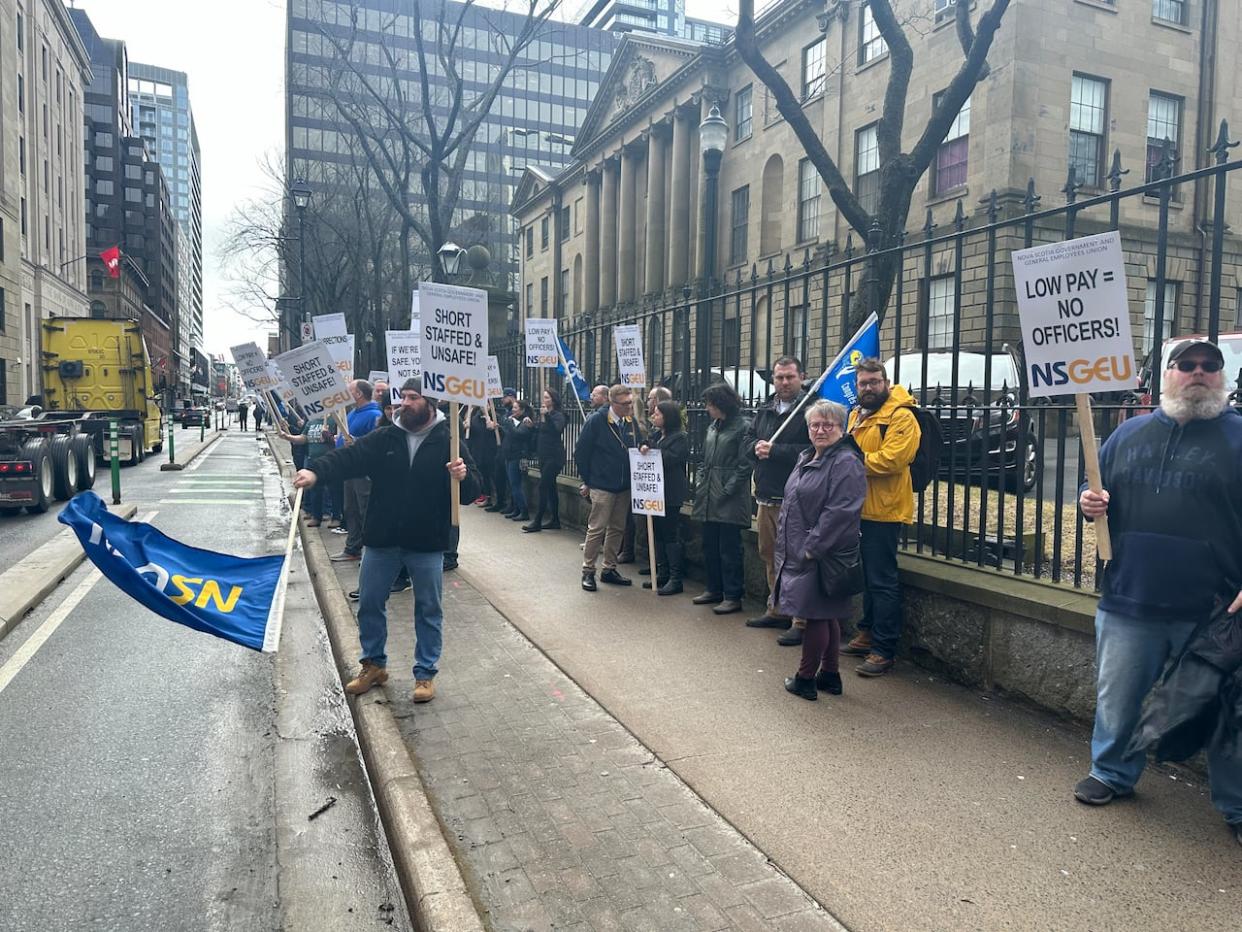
[71,0,734,360]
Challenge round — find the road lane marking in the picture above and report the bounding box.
[0,510,158,695]
[158,499,255,504]
[185,436,224,471]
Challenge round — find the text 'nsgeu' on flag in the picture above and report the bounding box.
[59,492,287,652]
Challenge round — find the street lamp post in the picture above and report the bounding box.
[437,240,465,282]
[290,178,312,348]
[697,104,728,383]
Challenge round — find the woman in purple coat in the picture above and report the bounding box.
[772,399,867,700]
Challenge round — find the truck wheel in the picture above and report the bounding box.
[22,440,52,514]
[72,435,97,491]
[49,435,79,501]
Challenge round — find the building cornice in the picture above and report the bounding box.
[51,0,94,82]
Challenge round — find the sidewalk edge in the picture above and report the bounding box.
[0,502,138,643]
[268,437,486,932]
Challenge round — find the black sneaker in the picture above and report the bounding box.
[777,627,805,647]
[581,570,597,592]
[443,560,458,572]
[815,670,843,695]
[1073,776,1129,806]
[347,589,360,602]
[745,615,792,629]
[599,568,632,586]
[784,675,817,701]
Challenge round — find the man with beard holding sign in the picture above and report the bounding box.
[294,377,482,704]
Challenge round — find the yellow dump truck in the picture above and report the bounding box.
[38,317,165,465]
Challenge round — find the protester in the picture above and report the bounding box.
[576,384,638,590]
[281,415,332,526]
[330,379,384,564]
[841,358,920,676]
[467,405,499,506]
[484,389,518,513]
[639,400,689,594]
[294,377,481,703]
[646,385,672,419]
[285,409,308,472]
[590,384,610,410]
[743,356,813,645]
[691,383,753,615]
[237,398,249,431]
[1074,339,1242,844]
[373,380,392,420]
[524,389,567,532]
[500,398,535,523]
[321,416,345,531]
[771,400,867,700]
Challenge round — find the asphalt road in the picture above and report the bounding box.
[0,431,411,931]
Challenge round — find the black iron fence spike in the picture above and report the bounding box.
[1106,149,1129,192]
[1210,119,1239,164]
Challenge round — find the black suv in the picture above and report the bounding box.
[886,347,1039,492]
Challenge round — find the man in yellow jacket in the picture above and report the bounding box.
[842,358,921,676]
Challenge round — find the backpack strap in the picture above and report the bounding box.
[876,404,917,440]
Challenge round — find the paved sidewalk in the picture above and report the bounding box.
[322,528,842,931]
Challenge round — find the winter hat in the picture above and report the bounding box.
[401,376,423,395]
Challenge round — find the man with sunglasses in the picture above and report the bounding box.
[1075,339,1242,847]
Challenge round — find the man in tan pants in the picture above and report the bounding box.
[742,357,813,645]
[575,385,638,591]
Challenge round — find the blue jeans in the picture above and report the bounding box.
[356,547,445,681]
[506,460,527,512]
[303,482,324,519]
[1090,607,1242,824]
[702,521,743,600]
[859,520,903,659]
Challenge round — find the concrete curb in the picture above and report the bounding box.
[0,502,138,643]
[266,437,486,932]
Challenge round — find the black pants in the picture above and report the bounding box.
[492,455,509,508]
[533,457,563,524]
[652,512,681,546]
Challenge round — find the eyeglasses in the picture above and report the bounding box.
[1172,360,1223,373]
[857,379,886,389]
[807,422,840,433]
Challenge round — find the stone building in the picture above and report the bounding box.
[0,0,90,405]
[513,0,1242,390]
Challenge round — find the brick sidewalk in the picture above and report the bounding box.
[322,541,843,932]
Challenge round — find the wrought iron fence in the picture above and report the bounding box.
[494,125,1242,591]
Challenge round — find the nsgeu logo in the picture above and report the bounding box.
[422,371,487,399]
[1030,354,1133,389]
[59,492,287,652]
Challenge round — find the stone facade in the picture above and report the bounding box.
[513,0,1242,378]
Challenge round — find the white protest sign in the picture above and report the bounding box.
[312,313,354,378]
[418,282,488,404]
[267,362,296,402]
[367,370,388,384]
[411,290,420,330]
[629,449,665,517]
[272,341,353,417]
[614,324,646,388]
[525,318,559,368]
[386,329,421,404]
[1011,230,1136,398]
[229,343,270,392]
[486,355,503,400]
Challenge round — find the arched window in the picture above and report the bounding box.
[760,155,784,256]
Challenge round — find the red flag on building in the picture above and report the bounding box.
[100,246,121,279]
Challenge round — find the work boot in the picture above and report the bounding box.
[509,511,531,522]
[581,570,597,592]
[344,662,388,695]
[841,630,873,656]
[599,568,631,586]
[657,543,685,596]
[856,653,895,677]
[777,627,804,647]
[746,614,792,629]
[521,521,543,532]
[412,679,436,703]
[815,670,843,695]
[692,592,723,605]
[784,675,817,701]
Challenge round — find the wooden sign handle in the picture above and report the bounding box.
[1075,393,1112,561]
[450,401,461,527]
[647,513,658,596]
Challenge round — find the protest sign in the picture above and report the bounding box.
[1011,231,1136,398]
[1011,230,1133,561]
[312,313,354,378]
[629,449,665,517]
[418,282,489,404]
[525,318,559,368]
[410,290,420,330]
[386,329,422,403]
[614,324,647,388]
[368,370,388,384]
[229,343,269,392]
[272,341,353,418]
[486,355,503,400]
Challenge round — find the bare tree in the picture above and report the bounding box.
[735,0,1011,332]
[309,0,562,287]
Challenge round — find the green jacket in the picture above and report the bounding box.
[692,413,753,527]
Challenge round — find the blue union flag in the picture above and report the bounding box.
[59,492,288,652]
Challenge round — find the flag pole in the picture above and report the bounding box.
[262,484,304,653]
[768,312,879,445]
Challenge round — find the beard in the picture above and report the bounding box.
[398,399,434,431]
[858,388,890,411]
[1160,379,1229,422]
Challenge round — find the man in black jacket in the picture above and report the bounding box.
[575,384,638,591]
[742,356,813,645]
[294,377,481,703]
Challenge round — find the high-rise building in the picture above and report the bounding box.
[128,61,202,394]
[1,0,91,405]
[571,0,729,43]
[286,0,617,303]
[69,8,180,397]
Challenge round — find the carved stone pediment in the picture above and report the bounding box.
[613,55,658,114]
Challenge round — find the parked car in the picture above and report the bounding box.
[178,406,210,428]
[886,347,1039,492]
[658,368,773,405]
